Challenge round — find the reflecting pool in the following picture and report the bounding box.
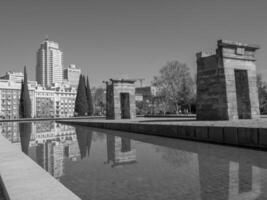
[1,121,267,200]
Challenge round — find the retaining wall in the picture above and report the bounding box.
[59,120,267,150]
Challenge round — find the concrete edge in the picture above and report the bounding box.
[58,120,267,150]
[0,116,104,123]
[0,134,81,200]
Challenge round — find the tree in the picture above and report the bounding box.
[19,66,32,118]
[93,87,106,115]
[153,90,170,114]
[152,61,195,114]
[86,77,94,116]
[19,80,24,117]
[75,75,88,116]
[257,74,267,113]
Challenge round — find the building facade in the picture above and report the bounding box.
[34,87,56,118]
[0,74,77,119]
[63,64,81,88]
[36,39,63,88]
[0,79,36,119]
[135,86,157,115]
[0,71,24,82]
[54,87,77,118]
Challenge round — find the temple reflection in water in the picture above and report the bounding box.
[1,121,267,199]
[198,153,263,199]
[106,135,137,167]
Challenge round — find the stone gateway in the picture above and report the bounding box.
[105,79,136,120]
[196,40,260,120]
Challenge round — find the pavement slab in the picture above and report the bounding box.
[0,134,81,200]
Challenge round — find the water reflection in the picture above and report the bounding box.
[106,135,136,167]
[19,122,32,154]
[1,121,80,180]
[1,121,267,199]
[75,126,93,159]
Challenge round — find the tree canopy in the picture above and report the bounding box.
[93,87,106,115]
[86,77,94,116]
[19,66,32,118]
[152,60,195,114]
[75,75,88,116]
[257,74,267,113]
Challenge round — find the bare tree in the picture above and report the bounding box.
[153,88,170,115]
[152,61,194,114]
[93,87,106,115]
[257,74,267,113]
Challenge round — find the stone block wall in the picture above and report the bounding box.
[196,53,228,120]
[196,40,260,120]
[106,84,114,119]
[105,79,136,120]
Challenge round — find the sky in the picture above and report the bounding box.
[0,0,267,87]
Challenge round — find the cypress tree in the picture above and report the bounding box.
[86,77,94,116]
[19,80,24,118]
[19,66,32,118]
[75,74,88,116]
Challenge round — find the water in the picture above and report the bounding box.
[1,121,267,200]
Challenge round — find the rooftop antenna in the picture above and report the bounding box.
[45,34,48,41]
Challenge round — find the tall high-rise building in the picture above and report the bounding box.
[36,39,63,88]
[63,64,81,88]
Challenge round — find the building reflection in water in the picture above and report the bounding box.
[1,121,267,199]
[106,135,136,167]
[153,136,266,200]
[0,121,80,180]
[228,162,262,200]
[197,153,264,199]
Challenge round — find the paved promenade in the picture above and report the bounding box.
[58,117,267,150]
[0,134,81,200]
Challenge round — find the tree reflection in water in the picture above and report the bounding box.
[75,126,93,159]
[19,122,32,155]
[5,122,267,199]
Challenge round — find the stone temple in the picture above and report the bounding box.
[105,79,136,120]
[196,40,260,120]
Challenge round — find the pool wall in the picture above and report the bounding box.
[59,119,267,150]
